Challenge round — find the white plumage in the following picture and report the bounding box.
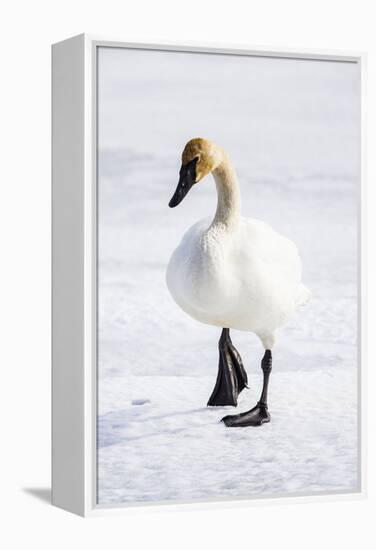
[166,138,311,350]
[167,216,310,349]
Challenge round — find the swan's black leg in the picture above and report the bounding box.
[207,328,248,407]
[222,350,272,427]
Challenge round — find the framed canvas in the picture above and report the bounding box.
[52,34,366,517]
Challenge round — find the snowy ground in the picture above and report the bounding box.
[98,369,357,504]
[97,48,360,504]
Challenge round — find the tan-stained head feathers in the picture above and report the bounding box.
[181,138,223,182]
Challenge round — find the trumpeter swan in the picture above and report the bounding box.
[166,138,311,427]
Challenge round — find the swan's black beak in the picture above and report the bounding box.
[169,157,198,208]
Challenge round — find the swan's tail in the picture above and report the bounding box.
[296,284,312,308]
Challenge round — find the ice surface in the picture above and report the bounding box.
[98,369,358,504]
[97,48,360,504]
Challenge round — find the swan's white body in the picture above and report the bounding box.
[166,141,310,349]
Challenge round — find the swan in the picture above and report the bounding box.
[166,138,311,427]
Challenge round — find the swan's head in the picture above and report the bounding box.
[169,138,222,208]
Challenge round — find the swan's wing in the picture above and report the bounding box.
[240,218,303,282]
[238,218,312,314]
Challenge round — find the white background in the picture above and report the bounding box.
[97,49,359,502]
[0,1,375,548]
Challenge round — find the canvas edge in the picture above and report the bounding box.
[359,51,367,501]
[52,33,86,517]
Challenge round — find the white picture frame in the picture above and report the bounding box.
[52,33,367,517]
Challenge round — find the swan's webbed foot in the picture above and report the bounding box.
[207,328,248,407]
[222,349,273,427]
[221,402,271,427]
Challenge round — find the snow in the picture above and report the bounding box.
[98,369,358,504]
[97,47,360,505]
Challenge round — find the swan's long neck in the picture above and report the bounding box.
[211,153,241,228]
